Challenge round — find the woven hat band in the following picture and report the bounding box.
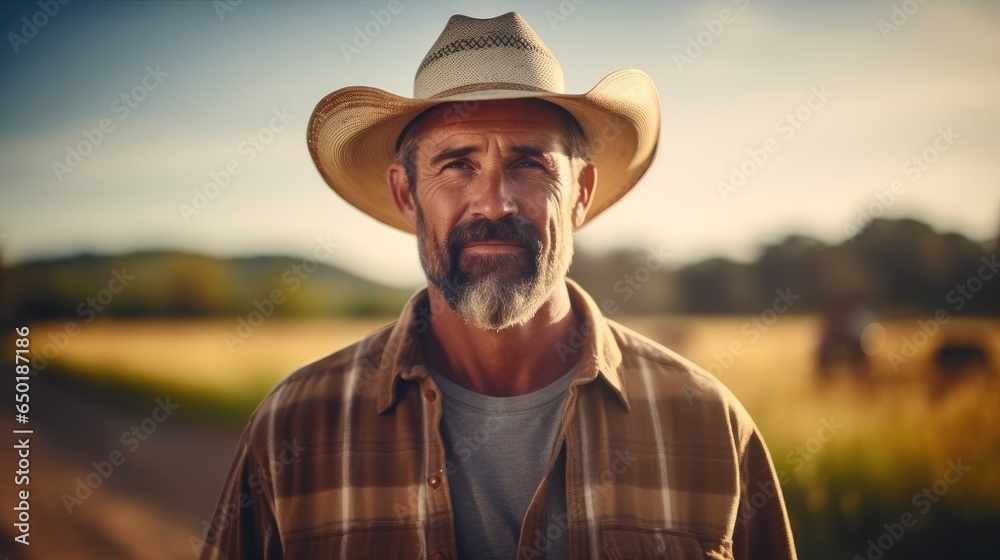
[414,12,566,99]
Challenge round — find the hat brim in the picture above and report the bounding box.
[306,69,660,233]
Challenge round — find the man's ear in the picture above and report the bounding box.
[388,162,418,230]
[571,162,596,228]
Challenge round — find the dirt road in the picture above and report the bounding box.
[1,369,243,560]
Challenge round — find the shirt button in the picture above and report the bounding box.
[428,476,441,489]
[430,553,447,560]
[424,389,437,401]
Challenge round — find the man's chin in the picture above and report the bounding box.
[434,269,538,331]
[449,272,544,330]
[457,250,530,279]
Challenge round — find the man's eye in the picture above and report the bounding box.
[514,159,543,169]
[445,161,469,169]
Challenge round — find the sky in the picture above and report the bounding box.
[1,0,997,288]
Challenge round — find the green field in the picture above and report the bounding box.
[31,315,1000,559]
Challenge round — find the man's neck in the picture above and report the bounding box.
[420,280,582,397]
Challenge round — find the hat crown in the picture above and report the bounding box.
[414,12,566,99]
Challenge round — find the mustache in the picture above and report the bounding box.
[447,215,542,254]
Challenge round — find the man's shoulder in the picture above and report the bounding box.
[603,317,755,433]
[605,318,721,390]
[240,320,399,435]
[278,320,398,392]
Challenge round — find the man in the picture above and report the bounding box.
[200,12,797,560]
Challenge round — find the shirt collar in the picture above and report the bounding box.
[376,277,629,413]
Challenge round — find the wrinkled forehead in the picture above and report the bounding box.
[395,98,580,153]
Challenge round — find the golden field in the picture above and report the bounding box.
[25,314,1000,558]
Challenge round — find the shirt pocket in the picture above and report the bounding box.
[600,523,734,560]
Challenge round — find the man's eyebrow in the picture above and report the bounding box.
[510,144,548,158]
[511,144,560,169]
[430,146,478,166]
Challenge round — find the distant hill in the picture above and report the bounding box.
[2,250,415,321]
[1,218,996,321]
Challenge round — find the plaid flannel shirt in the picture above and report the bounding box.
[199,278,797,560]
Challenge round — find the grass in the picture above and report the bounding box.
[29,314,1000,559]
[30,316,394,402]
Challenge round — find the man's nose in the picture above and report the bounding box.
[467,164,517,221]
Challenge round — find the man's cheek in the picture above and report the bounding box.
[519,190,551,222]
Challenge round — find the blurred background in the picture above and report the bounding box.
[1,1,998,558]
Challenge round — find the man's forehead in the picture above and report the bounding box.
[408,99,563,134]
[424,98,567,126]
[401,98,575,152]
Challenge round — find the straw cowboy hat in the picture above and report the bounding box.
[306,11,661,233]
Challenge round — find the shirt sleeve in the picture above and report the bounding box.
[198,427,283,560]
[731,426,798,560]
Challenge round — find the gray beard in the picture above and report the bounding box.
[447,251,542,331]
[416,209,572,332]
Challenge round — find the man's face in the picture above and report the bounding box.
[390,99,594,331]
